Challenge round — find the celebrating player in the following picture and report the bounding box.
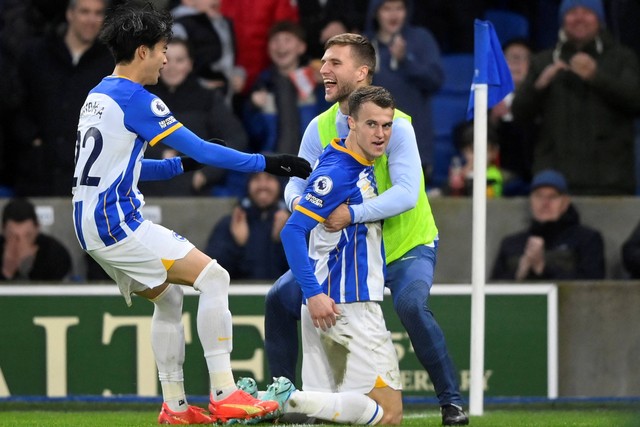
[71,2,310,425]
[261,85,402,425]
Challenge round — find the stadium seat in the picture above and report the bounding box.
[0,185,15,198]
[484,9,530,45]
[439,54,474,95]
[431,54,474,188]
[431,135,459,190]
[432,93,469,138]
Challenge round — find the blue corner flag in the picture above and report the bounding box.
[466,20,514,120]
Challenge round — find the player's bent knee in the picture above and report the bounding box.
[152,283,184,307]
[193,259,230,294]
[395,280,430,314]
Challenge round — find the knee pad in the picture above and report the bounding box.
[193,259,230,294]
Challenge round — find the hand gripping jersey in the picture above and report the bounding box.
[281,139,385,303]
[71,76,184,251]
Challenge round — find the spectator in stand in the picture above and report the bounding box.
[447,121,505,198]
[364,0,444,181]
[490,37,536,196]
[491,169,605,281]
[221,0,299,95]
[1,198,72,281]
[143,38,249,197]
[511,0,640,195]
[297,0,368,60]
[205,172,289,280]
[622,221,640,279]
[12,0,113,196]
[243,21,329,155]
[171,0,244,106]
[0,0,58,193]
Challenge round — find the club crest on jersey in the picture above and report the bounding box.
[313,176,333,196]
[150,98,170,117]
[172,231,187,242]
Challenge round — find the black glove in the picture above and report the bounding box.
[264,154,312,178]
[180,156,204,173]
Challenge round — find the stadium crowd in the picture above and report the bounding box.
[0,0,637,278]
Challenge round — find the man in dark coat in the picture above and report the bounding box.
[205,172,289,280]
[511,0,640,195]
[13,0,113,196]
[491,169,605,281]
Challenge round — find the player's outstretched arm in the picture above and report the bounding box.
[160,126,311,178]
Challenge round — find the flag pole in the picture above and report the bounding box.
[467,19,513,417]
[470,82,487,416]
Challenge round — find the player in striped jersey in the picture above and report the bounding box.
[71,3,310,425]
[276,86,402,425]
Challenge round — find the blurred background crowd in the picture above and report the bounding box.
[1,0,640,282]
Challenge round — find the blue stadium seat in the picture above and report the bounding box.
[432,93,469,138]
[431,135,459,190]
[0,185,15,198]
[439,54,474,95]
[484,9,530,45]
[431,54,474,188]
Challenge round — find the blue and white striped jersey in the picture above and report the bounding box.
[281,139,386,303]
[71,76,184,250]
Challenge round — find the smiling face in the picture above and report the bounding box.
[320,44,369,105]
[141,40,169,86]
[268,31,306,74]
[563,6,600,45]
[346,101,394,162]
[160,40,193,88]
[248,172,281,209]
[66,0,106,45]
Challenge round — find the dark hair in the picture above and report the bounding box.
[2,198,38,227]
[325,33,376,84]
[268,20,306,42]
[348,85,395,118]
[99,1,173,64]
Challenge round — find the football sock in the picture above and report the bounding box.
[150,284,188,412]
[193,260,236,398]
[288,391,383,425]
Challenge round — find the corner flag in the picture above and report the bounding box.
[466,20,514,120]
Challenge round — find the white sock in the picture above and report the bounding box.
[151,285,188,412]
[193,260,236,399]
[288,390,383,425]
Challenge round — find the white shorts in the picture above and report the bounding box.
[87,220,195,306]
[301,301,402,394]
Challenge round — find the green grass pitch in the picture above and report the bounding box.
[0,401,639,426]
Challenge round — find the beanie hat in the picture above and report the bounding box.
[559,0,606,25]
[530,169,569,194]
